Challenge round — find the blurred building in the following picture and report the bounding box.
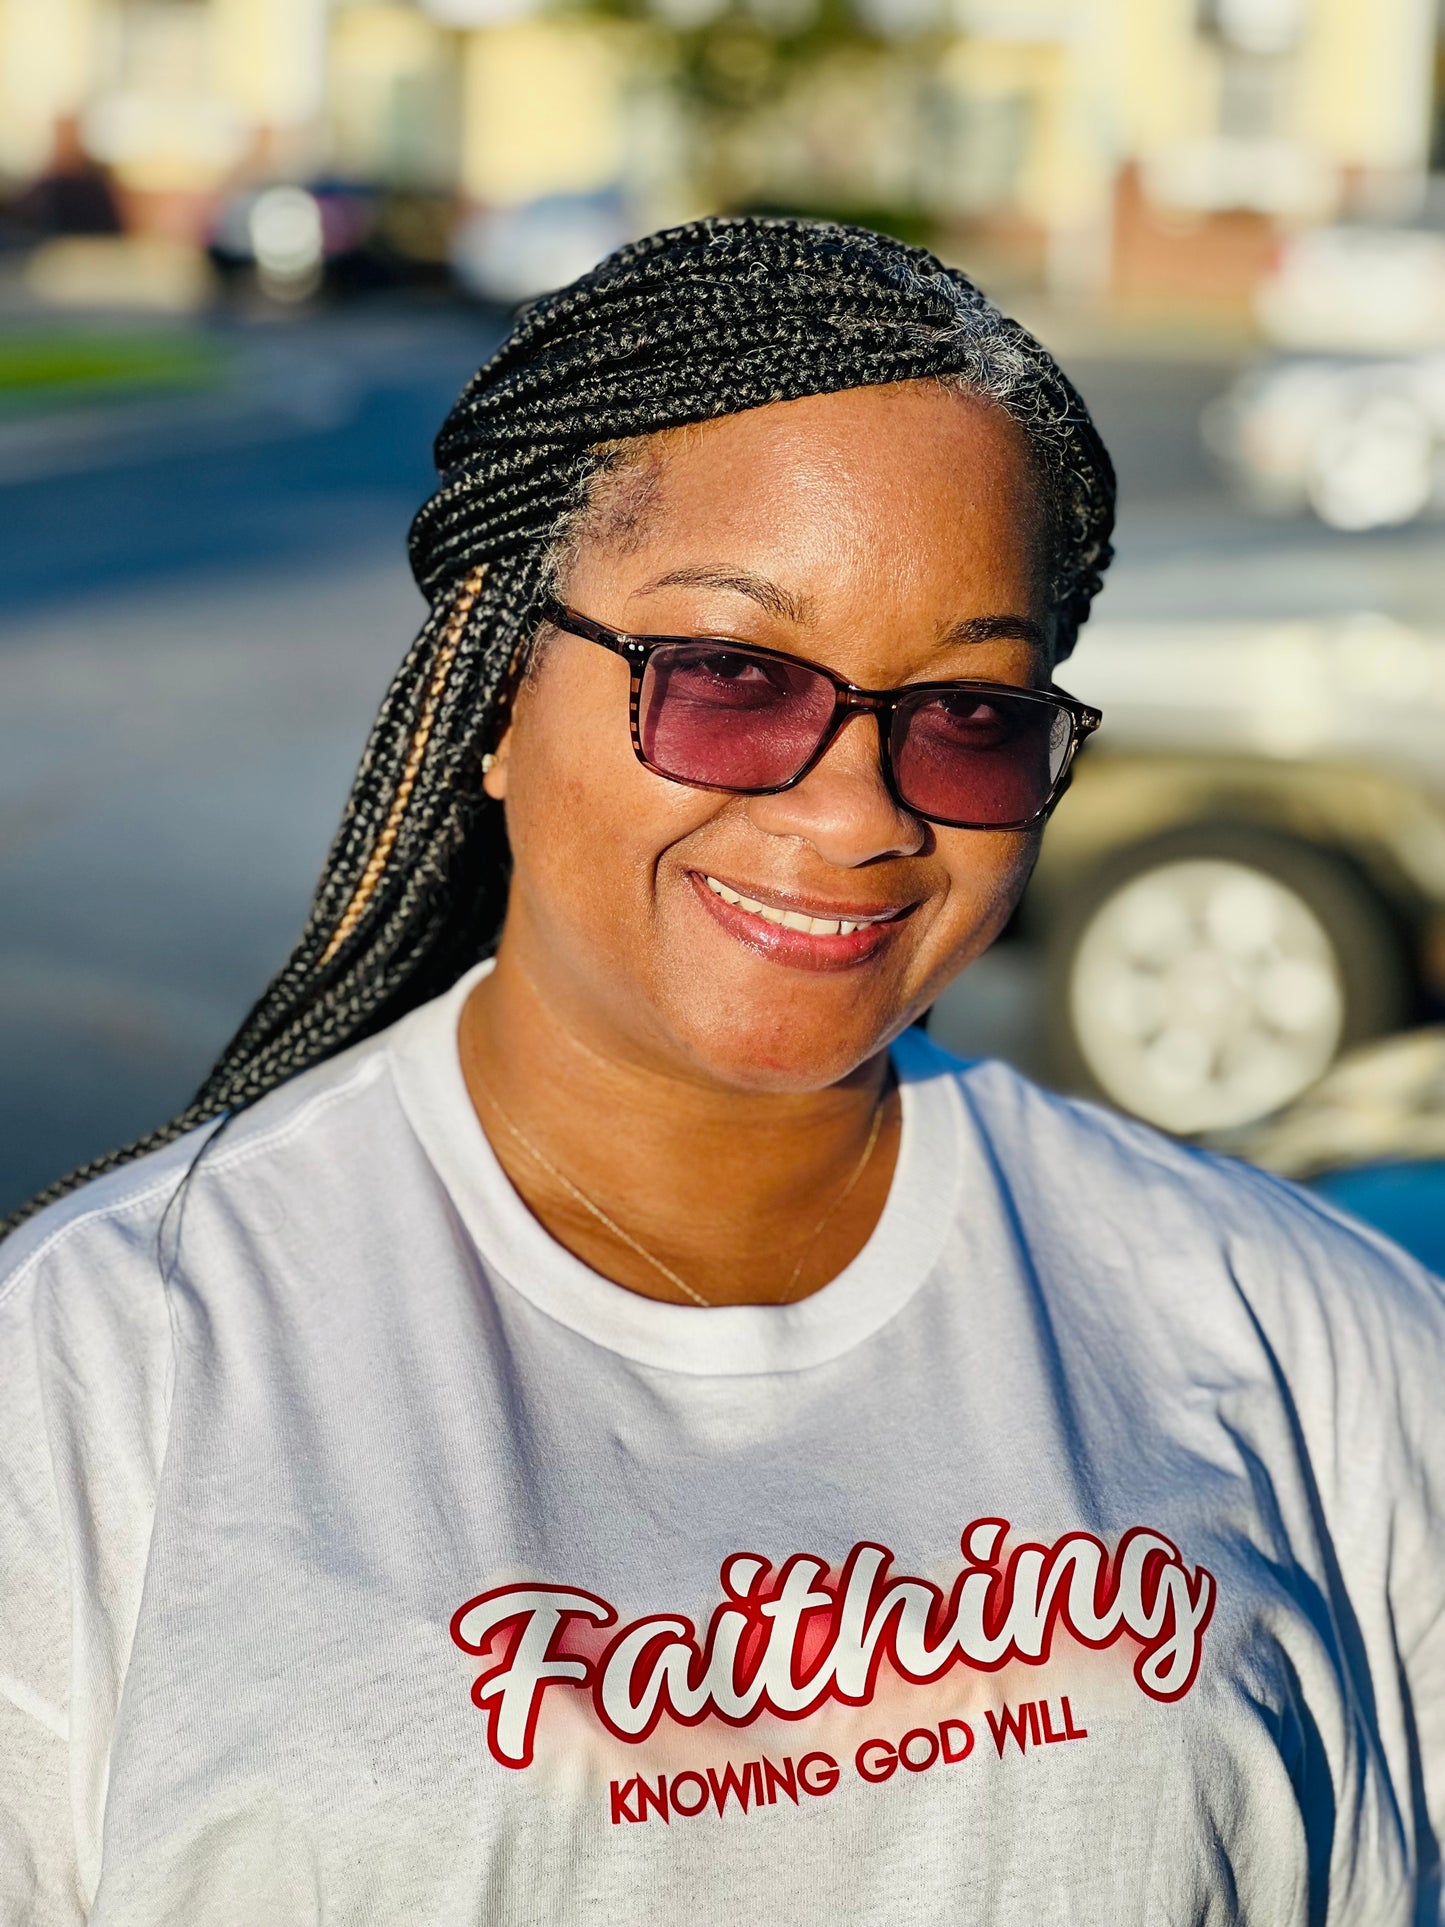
[0,0,331,244]
[0,0,1441,308]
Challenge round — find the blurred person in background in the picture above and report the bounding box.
[6,116,123,242]
[1,217,1444,1926]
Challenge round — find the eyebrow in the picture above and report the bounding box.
[938,613,1049,651]
[632,567,813,624]
[633,566,1048,653]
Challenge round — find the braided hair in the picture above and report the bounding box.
[6,215,1114,1234]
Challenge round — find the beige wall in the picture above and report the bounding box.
[1296,0,1437,171]
[0,0,97,178]
[1,0,327,194]
[1111,0,1215,154]
[459,18,626,205]
[329,3,454,185]
[211,0,328,133]
[954,0,1438,238]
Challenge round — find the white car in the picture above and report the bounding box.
[1204,351,1445,531]
[450,194,635,307]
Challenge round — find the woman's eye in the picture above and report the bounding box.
[919,691,1033,745]
[938,692,1005,725]
[696,650,774,685]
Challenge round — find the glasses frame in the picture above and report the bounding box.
[541,597,1103,831]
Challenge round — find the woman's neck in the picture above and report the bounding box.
[456,944,900,1308]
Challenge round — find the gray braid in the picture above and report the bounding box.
[4,215,1114,1236]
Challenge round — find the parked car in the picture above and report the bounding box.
[1204,223,1445,532]
[1204,350,1445,531]
[1234,1026,1445,1274]
[207,179,452,303]
[450,192,635,308]
[1012,614,1445,1137]
[1254,223,1445,358]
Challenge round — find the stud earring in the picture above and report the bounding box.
[481,753,497,773]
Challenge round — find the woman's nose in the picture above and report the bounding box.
[744,711,926,865]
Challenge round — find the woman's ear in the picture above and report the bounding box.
[482,725,513,800]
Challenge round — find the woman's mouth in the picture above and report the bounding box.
[689,871,912,970]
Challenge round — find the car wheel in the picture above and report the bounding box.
[1043,827,1409,1135]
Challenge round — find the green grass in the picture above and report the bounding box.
[0,331,228,405]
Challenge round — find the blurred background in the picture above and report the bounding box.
[3,0,1445,1263]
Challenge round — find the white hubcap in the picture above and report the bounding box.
[1069,858,1346,1134]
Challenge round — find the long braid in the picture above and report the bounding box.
[3,216,1114,1236]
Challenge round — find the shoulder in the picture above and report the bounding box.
[905,1033,1445,1582]
[901,1027,1445,1359]
[0,1031,397,1340]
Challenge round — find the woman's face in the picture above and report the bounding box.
[486,380,1055,1093]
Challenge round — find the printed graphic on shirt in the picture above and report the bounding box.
[449,1517,1216,1784]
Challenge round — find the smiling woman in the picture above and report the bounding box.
[458,379,1095,1305]
[3,219,1445,1927]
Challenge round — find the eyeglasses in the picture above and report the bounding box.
[541,598,1102,831]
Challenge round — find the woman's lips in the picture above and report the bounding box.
[688,870,912,970]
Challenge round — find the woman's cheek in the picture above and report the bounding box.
[930,830,1040,960]
[501,706,685,966]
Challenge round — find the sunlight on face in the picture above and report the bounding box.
[484,380,1055,1094]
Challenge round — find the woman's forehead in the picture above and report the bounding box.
[568,385,1047,609]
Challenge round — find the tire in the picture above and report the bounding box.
[1042,825,1410,1136]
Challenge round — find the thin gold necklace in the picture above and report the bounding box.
[469,1070,887,1308]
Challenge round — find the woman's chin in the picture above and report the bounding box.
[661,999,901,1095]
[638,937,931,1092]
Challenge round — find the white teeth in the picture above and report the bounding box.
[703,874,873,940]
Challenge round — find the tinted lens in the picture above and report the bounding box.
[639,642,837,790]
[890,686,1071,827]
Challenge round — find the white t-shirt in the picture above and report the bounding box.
[3,961,1445,1927]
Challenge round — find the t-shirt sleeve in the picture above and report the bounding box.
[1181,1154,1445,1918]
[0,1262,86,1925]
[1280,1196,1445,1917]
[0,1204,174,1925]
[1378,1251,1445,1918]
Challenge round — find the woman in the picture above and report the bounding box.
[2,218,1442,1926]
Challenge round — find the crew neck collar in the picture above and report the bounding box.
[388,962,963,1377]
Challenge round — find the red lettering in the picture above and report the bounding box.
[855,1737,897,1783]
[636,1775,669,1824]
[669,1771,708,1818]
[462,1521,1213,1766]
[609,1777,641,1825]
[986,1702,1031,1757]
[706,1759,759,1816]
[797,1751,840,1796]
[899,1727,940,1773]
[763,1755,798,1806]
[939,1718,974,1763]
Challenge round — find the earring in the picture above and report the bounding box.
[481,753,496,773]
